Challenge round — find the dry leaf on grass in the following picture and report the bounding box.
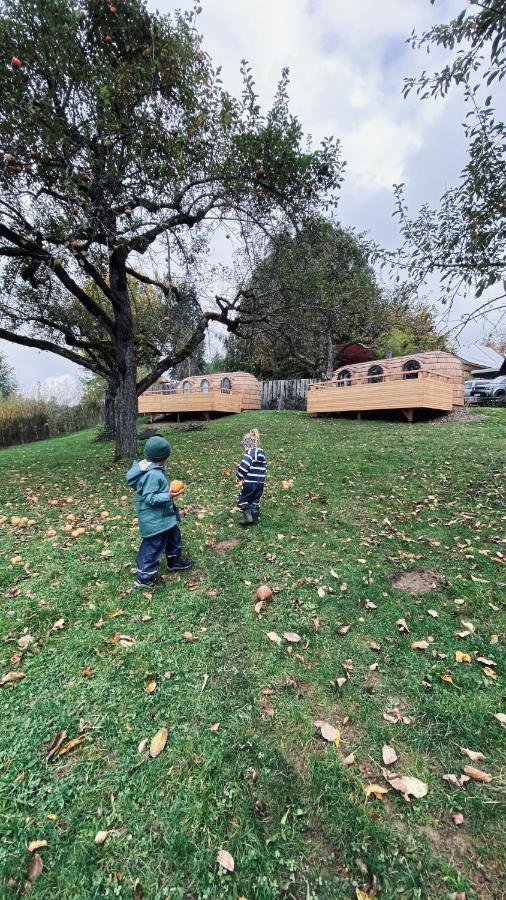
[51,618,65,631]
[58,736,85,756]
[82,666,94,677]
[266,631,282,644]
[383,772,428,801]
[339,625,352,635]
[94,830,109,845]
[382,744,398,766]
[144,680,157,695]
[183,631,196,641]
[427,609,438,618]
[440,674,455,685]
[452,812,465,826]
[149,727,168,759]
[455,651,472,664]
[46,730,67,761]
[27,853,43,881]
[369,642,381,651]
[463,765,492,783]
[483,667,497,680]
[256,585,272,603]
[476,656,495,666]
[443,773,470,788]
[364,783,389,800]
[365,600,377,609]
[0,671,26,686]
[17,634,34,651]
[460,747,485,762]
[28,840,47,852]
[283,631,301,643]
[217,849,235,872]
[460,620,475,634]
[494,713,506,728]
[314,720,341,745]
[411,640,429,651]
[396,618,409,633]
[343,753,355,766]
[356,890,375,900]
[210,723,220,732]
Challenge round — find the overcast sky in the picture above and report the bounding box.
[2,0,503,394]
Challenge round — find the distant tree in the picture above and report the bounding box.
[224,219,383,379]
[392,1,506,319]
[372,288,450,359]
[204,351,229,374]
[484,332,506,357]
[0,0,343,457]
[0,352,17,399]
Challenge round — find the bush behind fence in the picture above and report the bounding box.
[0,397,104,449]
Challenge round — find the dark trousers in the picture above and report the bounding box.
[237,482,264,516]
[136,525,182,584]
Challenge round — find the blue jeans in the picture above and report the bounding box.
[237,482,264,516]
[136,525,182,584]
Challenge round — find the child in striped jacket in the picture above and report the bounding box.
[236,428,266,526]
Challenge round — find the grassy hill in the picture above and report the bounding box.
[0,410,504,899]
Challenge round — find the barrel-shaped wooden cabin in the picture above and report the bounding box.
[138,371,261,420]
[307,351,465,422]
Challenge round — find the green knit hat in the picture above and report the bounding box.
[144,435,171,462]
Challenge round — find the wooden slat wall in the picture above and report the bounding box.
[140,371,261,412]
[307,373,454,415]
[138,392,242,415]
[332,352,465,406]
[261,378,319,409]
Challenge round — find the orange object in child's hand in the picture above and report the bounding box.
[170,479,185,496]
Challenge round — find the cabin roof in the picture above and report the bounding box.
[333,350,461,376]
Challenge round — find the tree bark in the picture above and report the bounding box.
[326,330,334,379]
[110,250,138,460]
[104,377,117,434]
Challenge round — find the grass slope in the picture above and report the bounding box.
[0,410,505,900]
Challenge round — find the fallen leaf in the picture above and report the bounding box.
[334,676,347,688]
[10,555,23,565]
[384,772,428,800]
[356,890,375,900]
[313,616,321,631]
[343,753,355,766]
[315,721,340,745]
[27,853,43,881]
[144,680,157,695]
[217,849,235,872]
[94,830,109,845]
[365,600,377,609]
[396,618,409,633]
[256,585,273,603]
[82,667,94,677]
[455,651,472,664]
[460,620,475,634]
[463,765,492,783]
[46,730,67,761]
[281,479,293,490]
[440,674,455,685]
[452,812,464,826]
[118,634,135,648]
[382,744,398,766]
[108,608,124,619]
[17,634,34,651]
[476,656,495,666]
[0,671,26,686]
[51,618,65,631]
[28,840,47,852]
[494,713,506,728]
[339,625,351,635]
[340,582,348,592]
[411,640,429,651]
[254,600,265,614]
[317,586,326,599]
[266,631,282,644]
[364,783,389,800]
[483,667,497,680]
[149,727,168,759]
[427,610,439,618]
[369,662,379,671]
[183,631,196,641]
[369,641,381,651]
[283,631,301,643]
[58,736,86,756]
[138,738,148,754]
[460,747,485,762]
[210,723,220,732]
[490,634,498,645]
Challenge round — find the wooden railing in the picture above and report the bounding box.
[308,369,453,391]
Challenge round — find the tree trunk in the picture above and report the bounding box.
[104,377,117,434]
[326,330,334,379]
[115,357,138,460]
[110,250,138,460]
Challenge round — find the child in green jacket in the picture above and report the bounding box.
[126,436,193,587]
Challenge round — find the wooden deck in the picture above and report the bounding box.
[138,389,243,416]
[307,370,454,421]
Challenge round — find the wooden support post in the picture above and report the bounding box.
[176,413,180,423]
[401,408,413,423]
[356,411,362,422]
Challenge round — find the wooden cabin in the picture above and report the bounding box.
[307,351,465,422]
[138,371,261,420]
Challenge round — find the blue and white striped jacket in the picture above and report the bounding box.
[236,447,267,484]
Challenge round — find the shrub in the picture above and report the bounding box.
[0,397,103,449]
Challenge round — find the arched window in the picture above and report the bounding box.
[367,364,384,383]
[337,369,352,387]
[221,377,232,394]
[402,359,421,380]
[182,381,192,393]
[200,379,210,393]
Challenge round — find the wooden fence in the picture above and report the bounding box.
[261,378,321,410]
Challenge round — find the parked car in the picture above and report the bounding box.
[464,380,479,400]
[471,375,506,399]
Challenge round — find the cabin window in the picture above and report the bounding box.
[221,377,232,394]
[182,381,192,393]
[337,369,352,387]
[402,359,421,380]
[367,365,384,383]
[200,379,210,393]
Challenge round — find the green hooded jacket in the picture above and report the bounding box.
[126,460,178,537]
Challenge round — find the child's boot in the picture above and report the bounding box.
[239,508,254,526]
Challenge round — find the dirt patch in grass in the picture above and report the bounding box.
[211,538,239,552]
[391,570,443,595]
[418,823,499,900]
[426,406,487,426]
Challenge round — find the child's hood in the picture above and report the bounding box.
[126,459,163,489]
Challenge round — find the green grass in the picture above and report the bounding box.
[0,410,505,899]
